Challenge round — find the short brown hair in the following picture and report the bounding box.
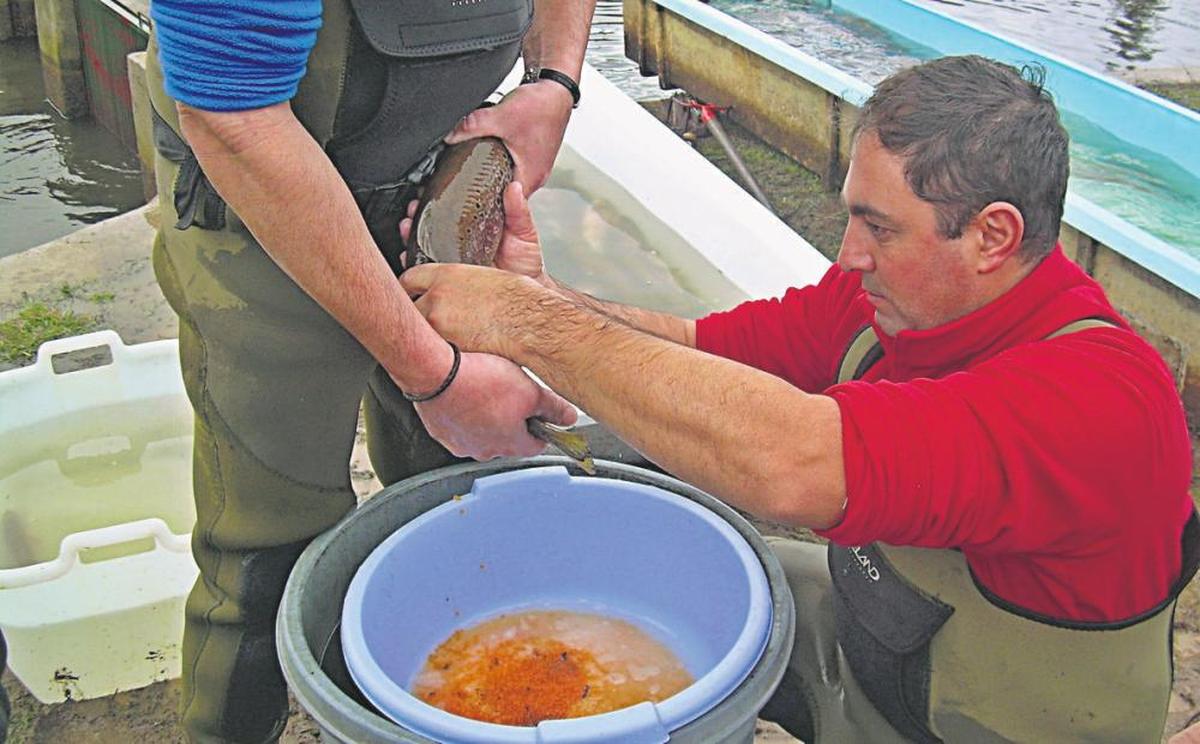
[853,55,1070,261]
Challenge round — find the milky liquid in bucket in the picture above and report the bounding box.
[411,609,693,726]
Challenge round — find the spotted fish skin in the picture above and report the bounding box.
[407,137,514,269]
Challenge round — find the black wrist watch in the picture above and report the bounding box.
[521,66,581,109]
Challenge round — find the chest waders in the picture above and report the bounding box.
[761,319,1200,743]
[145,2,530,741]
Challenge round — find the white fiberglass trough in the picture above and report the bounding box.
[527,63,830,310]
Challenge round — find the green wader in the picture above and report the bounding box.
[145,1,532,740]
[759,321,1200,743]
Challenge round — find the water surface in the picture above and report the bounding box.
[591,1,672,101]
[0,39,145,259]
[533,148,748,318]
[711,0,1200,76]
[907,0,1200,74]
[711,0,929,84]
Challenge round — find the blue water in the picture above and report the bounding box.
[710,0,930,84]
[712,0,1200,76]
[709,0,1200,258]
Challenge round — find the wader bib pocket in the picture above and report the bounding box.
[329,0,531,271]
[347,0,532,57]
[829,545,953,743]
[152,106,226,232]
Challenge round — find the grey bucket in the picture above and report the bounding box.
[276,456,796,743]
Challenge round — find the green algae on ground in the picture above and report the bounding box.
[0,302,95,364]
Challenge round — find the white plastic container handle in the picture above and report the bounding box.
[32,329,129,373]
[0,518,191,590]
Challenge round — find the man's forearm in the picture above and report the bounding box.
[522,0,596,78]
[178,102,453,393]
[508,288,845,528]
[547,278,696,347]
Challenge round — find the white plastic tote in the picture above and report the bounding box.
[0,331,197,702]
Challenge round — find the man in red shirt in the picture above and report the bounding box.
[402,55,1196,741]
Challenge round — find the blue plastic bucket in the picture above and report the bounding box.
[340,466,772,743]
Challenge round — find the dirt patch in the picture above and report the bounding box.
[1,673,324,744]
[0,203,175,373]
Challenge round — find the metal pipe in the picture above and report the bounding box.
[702,111,776,214]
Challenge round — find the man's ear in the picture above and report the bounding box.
[973,201,1024,274]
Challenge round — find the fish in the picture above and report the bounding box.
[406,137,514,269]
[406,137,596,473]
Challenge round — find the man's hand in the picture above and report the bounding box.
[492,181,556,286]
[400,181,554,287]
[445,80,573,195]
[410,350,576,459]
[401,263,544,359]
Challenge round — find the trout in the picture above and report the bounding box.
[406,137,595,474]
[407,137,513,268]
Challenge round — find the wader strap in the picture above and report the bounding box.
[1044,317,1118,339]
[149,96,441,264]
[151,106,227,232]
[835,317,1120,386]
[837,325,883,384]
[349,144,444,275]
[324,0,527,269]
[1173,510,1200,602]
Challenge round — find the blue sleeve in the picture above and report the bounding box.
[151,0,322,111]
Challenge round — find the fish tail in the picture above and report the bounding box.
[527,419,597,475]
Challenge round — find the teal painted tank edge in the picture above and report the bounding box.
[1066,193,1200,299]
[639,0,1200,301]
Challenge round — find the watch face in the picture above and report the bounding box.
[521,67,539,85]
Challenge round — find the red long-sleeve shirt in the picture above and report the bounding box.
[696,247,1193,622]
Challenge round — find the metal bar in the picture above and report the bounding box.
[703,113,774,214]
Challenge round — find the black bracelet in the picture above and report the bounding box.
[402,341,461,403]
[521,67,581,108]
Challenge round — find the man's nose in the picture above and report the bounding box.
[837,222,873,273]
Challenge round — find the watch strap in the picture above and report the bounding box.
[522,67,580,108]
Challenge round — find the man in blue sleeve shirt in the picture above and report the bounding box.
[145,1,594,740]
